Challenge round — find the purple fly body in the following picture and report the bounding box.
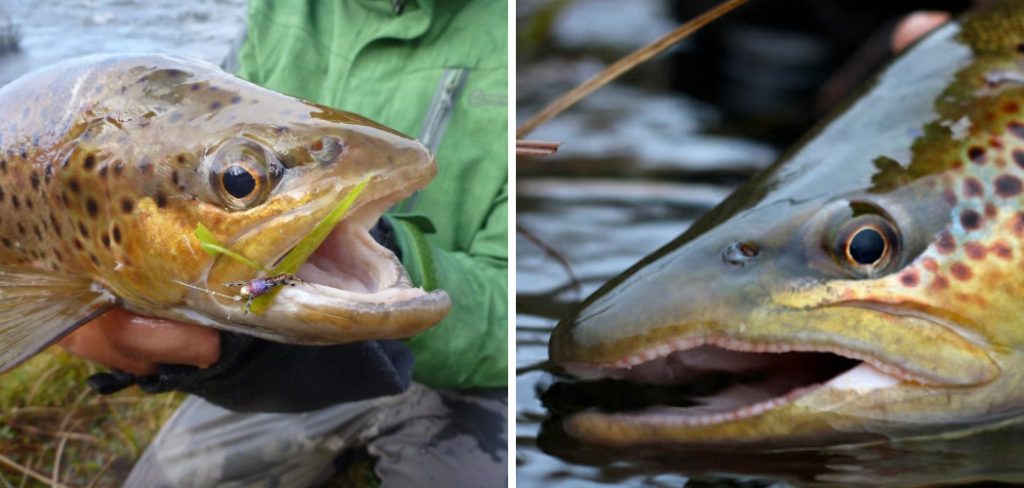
[247,279,274,296]
[224,273,300,313]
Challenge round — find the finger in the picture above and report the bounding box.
[98,308,221,368]
[892,11,950,53]
[59,321,157,376]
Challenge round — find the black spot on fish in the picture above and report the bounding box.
[1,238,11,248]
[112,225,122,244]
[83,153,96,171]
[30,171,39,190]
[45,163,52,183]
[961,209,982,230]
[78,222,89,238]
[86,198,99,217]
[73,238,82,250]
[210,101,222,110]
[996,175,1024,197]
[139,159,152,174]
[101,234,110,249]
[25,197,32,210]
[190,83,201,91]
[0,186,5,202]
[121,198,134,214]
[16,223,24,235]
[98,165,108,179]
[171,171,179,186]
[176,154,187,165]
[155,192,168,208]
[54,249,62,262]
[33,225,41,241]
[11,195,19,209]
[968,146,986,165]
[113,160,124,176]
[90,253,100,266]
[231,96,241,104]
[1,160,7,174]
[68,178,80,194]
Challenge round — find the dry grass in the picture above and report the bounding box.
[0,350,183,487]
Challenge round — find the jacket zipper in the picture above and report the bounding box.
[399,67,468,213]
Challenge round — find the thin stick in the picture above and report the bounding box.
[516,140,561,157]
[0,454,70,488]
[50,435,67,487]
[516,0,748,138]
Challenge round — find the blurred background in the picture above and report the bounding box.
[512,1,1017,487]
[0,1,245,485]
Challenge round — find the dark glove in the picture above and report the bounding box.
[87,219,414,412]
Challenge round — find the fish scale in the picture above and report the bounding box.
[0,53,450,374]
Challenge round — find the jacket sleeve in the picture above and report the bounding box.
[388,181,508,389]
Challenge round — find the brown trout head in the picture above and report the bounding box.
[0,54,449,372]
[550,2,1024,447]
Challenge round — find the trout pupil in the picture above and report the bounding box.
[849,228,885,265]
[223,165,256,199]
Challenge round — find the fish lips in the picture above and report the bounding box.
[549,301,1000,446]
[553,304,999,387]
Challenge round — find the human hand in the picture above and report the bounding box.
[59,308,220,376]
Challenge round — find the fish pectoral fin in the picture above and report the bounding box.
[0,266,115,374]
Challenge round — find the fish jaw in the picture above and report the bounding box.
[548,199,1002,446]
[172,134,451,343]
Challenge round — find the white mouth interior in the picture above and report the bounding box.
[282,196,426,304]
[563,339,906,426]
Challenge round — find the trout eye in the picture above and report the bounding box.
[207,139,282,210]
[222,164,258,199]
[847,227,886,265]
[835,214,900,276]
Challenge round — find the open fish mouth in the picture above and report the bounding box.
[288,190,424,303]
[558,337,925,428]
[202,185,451,344]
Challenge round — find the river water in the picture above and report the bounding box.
[0,0,246,84]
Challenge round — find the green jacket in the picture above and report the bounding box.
[235,0,507,389]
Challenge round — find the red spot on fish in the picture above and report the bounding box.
[964,177,984,197]
[943,188,958,206]
[965,242,987,260]
[985,202,998,218]
[996,174,1023,197]
[995,156,1007,169]
[1015,212,1024,235]
[961,209,982,230]
[968,146,986,165]
[931,275,950,290]
[899,271,919,288]
[951,262,973,281]
[951,160,963,171]
[990,138,1004,149]
[993,241,1013,260]
[1004,101,1020,114]
[937,230,957,254]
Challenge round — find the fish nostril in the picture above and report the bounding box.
[723,242,759,266]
